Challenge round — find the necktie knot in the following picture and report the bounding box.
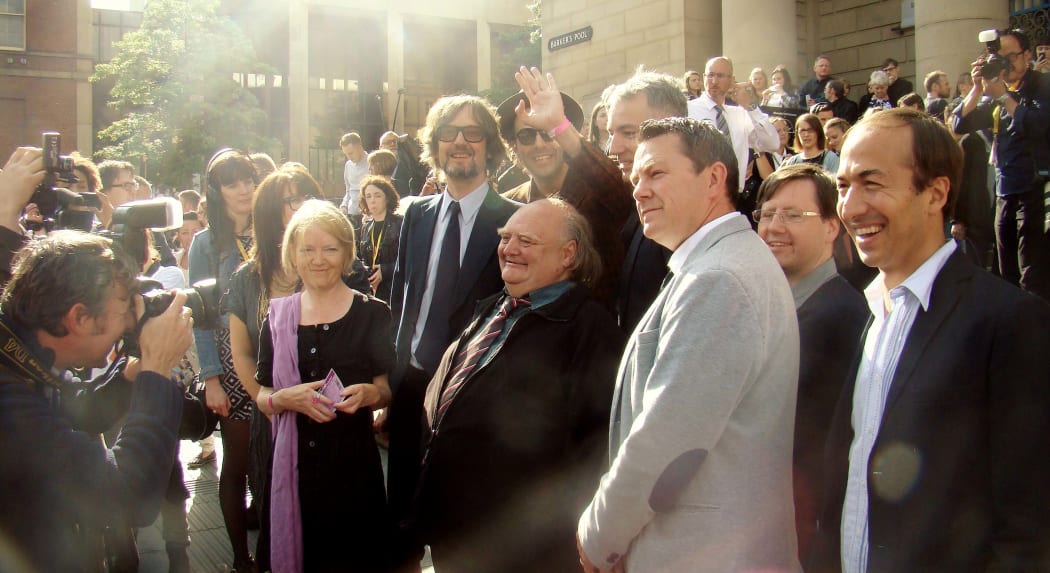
[500,296,531,317]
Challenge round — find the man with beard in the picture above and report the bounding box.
[386,95,519,572]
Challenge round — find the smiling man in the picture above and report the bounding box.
[811,108,1050,572]
[414,198,622,573]
[495,68,634,308]
[578,117,800,573]
[754,163,868,561]
[386,94,519,571]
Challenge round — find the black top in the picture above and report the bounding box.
[358,214,403,303]
[258,292,396,572]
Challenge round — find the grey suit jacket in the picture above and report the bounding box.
[579,215,802,572]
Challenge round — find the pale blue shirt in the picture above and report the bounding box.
[840,240,956,573]
[409,182,490,368]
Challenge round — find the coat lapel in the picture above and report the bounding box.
[452,189,504,309]
[407,196,441,306]
[880,251,973,416]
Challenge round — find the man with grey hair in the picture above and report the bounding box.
[603,67,688,332]
[578,117,800,572]
[687,56,780,192]
[414,198,623,573]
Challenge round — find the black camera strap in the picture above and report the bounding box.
[0,319,64,390]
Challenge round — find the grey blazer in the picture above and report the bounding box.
[579,215,802,572]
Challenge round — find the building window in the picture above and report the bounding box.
[0,0,25,51]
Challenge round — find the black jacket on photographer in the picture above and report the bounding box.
[953,68,1050,198]
[0,227,184,572]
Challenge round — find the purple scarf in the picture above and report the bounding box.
[268,292,303,573]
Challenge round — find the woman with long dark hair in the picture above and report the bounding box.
[188,149,258,572]
[224,164,319,571]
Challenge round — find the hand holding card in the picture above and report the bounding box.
[317,369,345,412]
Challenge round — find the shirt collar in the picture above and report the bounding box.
[698,92,719,110]
[863,240,956,317]
[667,212,742,274]
[518,280,574,310]
[792,257,838,309]
[440,180,489,225]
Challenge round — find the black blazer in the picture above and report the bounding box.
[389,188,519,387]
[617,212,671,334]
[358,214,403,302]
[810,250,1050,572]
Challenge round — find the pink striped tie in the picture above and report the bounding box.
[437,296,530,415]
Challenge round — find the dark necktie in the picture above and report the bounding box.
[437,295,531,415]
[417,201,461,373]
[715,105,733,147]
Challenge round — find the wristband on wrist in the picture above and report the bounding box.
[548,117,572,139]
[267,392,276,413]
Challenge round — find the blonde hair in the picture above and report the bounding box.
[281,200,357,276]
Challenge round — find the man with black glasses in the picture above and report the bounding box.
[386,94,519,572]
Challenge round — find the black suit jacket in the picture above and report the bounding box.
[794,274,869,563]
[389,188,519,388]
[617,212,671,333]
[810,250,1050,572]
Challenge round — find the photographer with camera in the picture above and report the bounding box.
[953,28,1050,301]
[0,145,197,571]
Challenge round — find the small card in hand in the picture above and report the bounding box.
[316,369,345,412]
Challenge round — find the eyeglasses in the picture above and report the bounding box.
[752,208,821,225]
[108,181,139,192]
[282,194,316,210]
[436,125,486,143]
[704,72,731,80]
[514,128,554,146]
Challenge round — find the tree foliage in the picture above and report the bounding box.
[92,0,280,188]
[481,1,543,106]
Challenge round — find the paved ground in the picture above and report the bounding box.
[137,432,433,573]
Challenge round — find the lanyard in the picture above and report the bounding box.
[235,234,252,262]
[369,221,384,268]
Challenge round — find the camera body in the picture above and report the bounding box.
[977,29,1008,80]
[30,132,82,221]
[121,276,221,357]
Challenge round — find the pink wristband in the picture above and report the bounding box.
[547,117,572,139]
[267,393,276,412]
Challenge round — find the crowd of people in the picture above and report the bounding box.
[1,23,1049,573]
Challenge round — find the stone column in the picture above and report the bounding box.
[720,0,796,80]
[477,19,492,92]
[387,11,405,133]
[288,0,310,163]
[915,1,1007,94]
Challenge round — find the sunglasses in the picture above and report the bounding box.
[436,125,486,143]
[514,128,554,146]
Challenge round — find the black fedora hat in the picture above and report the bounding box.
[496,90,585,144]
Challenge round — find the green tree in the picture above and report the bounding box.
[481,1,542,106]
[92,0,280,188]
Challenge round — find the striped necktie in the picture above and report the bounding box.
[715,104,733,147]
[437,295,531,415]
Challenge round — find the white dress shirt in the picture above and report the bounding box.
[840,240,956,573]
[688,92,780,191]
[341,156,369,215]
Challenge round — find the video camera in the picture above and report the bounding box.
[29,132,101,232]
[99,198,221,353]
[977,29,1008,81]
